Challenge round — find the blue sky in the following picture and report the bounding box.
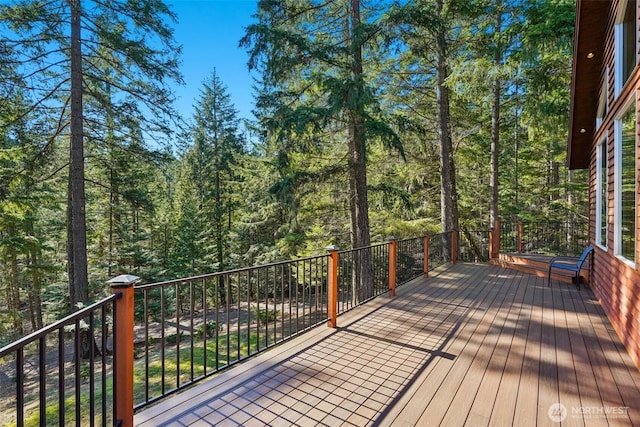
[168,0,258,122]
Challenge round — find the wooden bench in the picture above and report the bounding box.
[547,246,594,290]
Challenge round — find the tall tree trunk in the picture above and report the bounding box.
[215,168,224,272]
[490,6,502,228]
[109,166,114,276]
[26,214,43,330]
[68,0,88,308]
[514,74,519,209]
[69,0,95,360]
[106,79,118,278]
[26,250,43,331]
[8,245,23,338]
[348,0,372,301]
[548,140,560,202]
[489,86,499,227]
[435,0,459,256]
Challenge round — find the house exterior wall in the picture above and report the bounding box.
[588,0,640,369]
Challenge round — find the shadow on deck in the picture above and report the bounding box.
[135,263,640,427]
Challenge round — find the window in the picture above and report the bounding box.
[596,67,608,130]
[596,138,608,249]
[615,0,637,96]
[614,102,636,263]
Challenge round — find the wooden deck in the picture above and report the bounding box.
[135,263,640,426]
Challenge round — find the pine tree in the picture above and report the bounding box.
[0,0,182,310]
[242,0,403,299]
[191,70,243,272]
[387,0,463,257]
[171,71,244,276]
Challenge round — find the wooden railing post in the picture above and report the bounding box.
[388,237,397,296]
[108,274,138,427]
[517,220,523,253]
[451,230,458,264]
[495,219,501,258]
[423,233,430,277]
[326,245,339,328]
[490,220,501,259]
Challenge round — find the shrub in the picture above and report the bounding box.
[165,332,184,345]
[196,321,222,338]
[252,306,279,323]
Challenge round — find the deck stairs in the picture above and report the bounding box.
[490,252,590,286]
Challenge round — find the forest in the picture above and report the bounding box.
[0,0,585,346]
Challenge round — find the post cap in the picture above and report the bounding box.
[107,274,140,288]
[325,244,340,252]
[387,235,396,241]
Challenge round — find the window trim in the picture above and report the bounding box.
[596,136,608,250]
[596,67,608,131]
[615,0,638,97]
[613,95,637,267]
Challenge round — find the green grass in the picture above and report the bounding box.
[12,390,113,427]
[134,331,264,404]
[11,331,267,426]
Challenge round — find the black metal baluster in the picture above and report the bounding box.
[160,286,166,395]
[265,267,270,348]
[202,279,208,375]
[215,275,219,370]
[39,336,46,427]
[101,305,107,427]
[237,272,241,362]
[89,312,95,426]
[246,271,251,356]
[74,319,81,427]
[176,282,181,389]
[144,290,149,404]
[226,274,231,365]
[17,348,24,426]
[280,264,285,343]
[190,280,195,382]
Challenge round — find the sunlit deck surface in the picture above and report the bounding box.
[135,263,640,426]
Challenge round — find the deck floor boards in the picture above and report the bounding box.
[464,268,529,427]
[135,264,640,427]
[486,272,535,427]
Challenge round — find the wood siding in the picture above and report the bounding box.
[588,0,640,369]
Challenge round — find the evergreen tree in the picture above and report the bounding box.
[172,71,243,275]
[445,0,523,226]
[388,0,466,256]
[242,0,403,300]
[518,0,585,221]
[0,0,182,309]
[192,70,243,272]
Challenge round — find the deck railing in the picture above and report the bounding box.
[0,230,462,427]
[335,243,389,312]
[133,254,330,410]
[396,237,424,283]
[2,221,586,426]
[497,219,588,257]
[0,295,118,427]
[458,229,491,262]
